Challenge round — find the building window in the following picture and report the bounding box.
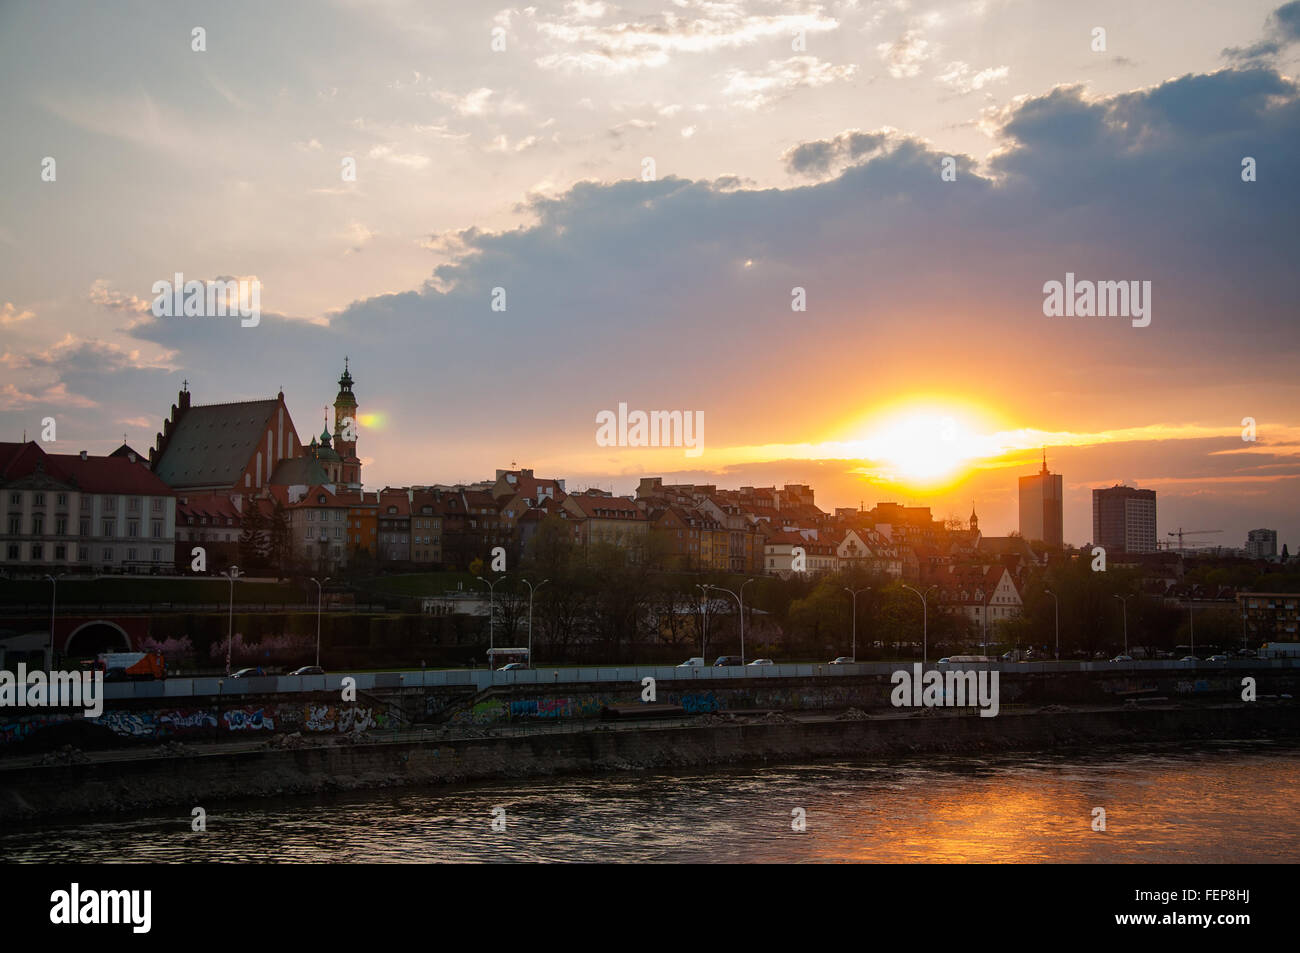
[103,521,114,537]
[8,493,19,505]
[56,494,67,506]
[129,497,140,512]
[152,548,161,562]
[79,519,90,537]
[55,545,66,560]
[152,498,163,512]
[77,546,88,561]
[31,544,43,560]
[56,518,67,535]
[127,548,137,561]
[32,516,43,535]
[6,544,17,559]
[103,496,115,510]
[152,522,162,538]
[308,511,315,522]
[128,521,139,538]
[7,517,18,535]
[33,493,44,506]
[81,497,91,511]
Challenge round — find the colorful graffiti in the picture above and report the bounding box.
[222,707,275,731]
[508,696,605,719]
[0,713,74,745]
[302,705,384,733]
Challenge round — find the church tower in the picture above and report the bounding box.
[332,357,362,489]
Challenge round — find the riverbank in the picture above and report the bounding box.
[0,703,1295,823]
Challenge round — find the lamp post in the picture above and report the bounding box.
[901,584,937,663]
[706,579,754,665]
[478,574,506,660]
[1189,603,1195,657]
[694,583,710,662]
[844,586,870,662]
[1044,588,1059,661]
[522,578,548,667]
[311,576,330,668]
[224,565,242,675]
[1114,594,1131,657]
[43,573,64,671]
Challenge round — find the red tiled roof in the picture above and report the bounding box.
[0,442,175,495]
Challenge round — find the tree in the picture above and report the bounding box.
[266,497,291,578]
[237,498,269,573]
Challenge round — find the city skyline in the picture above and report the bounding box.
[3,1,1298,551]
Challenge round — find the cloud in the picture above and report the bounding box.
[533,0,841,74]
[783,128,891,176]
[721,56,858,110]
[877,29,934,78]
[936,61,1009,94]
[1223,0,1300,61]
[367,144,431,169]
[1,302,35,325]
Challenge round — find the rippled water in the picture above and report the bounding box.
[3,741,1298,862]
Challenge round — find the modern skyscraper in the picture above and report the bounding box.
[1091,484,1157,554]
[1019,450,1064,547]
[1246,528,1278,559]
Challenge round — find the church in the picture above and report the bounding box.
[149,359,362,494]
[147,361,366,574]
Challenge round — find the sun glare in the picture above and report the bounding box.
[847,405,1001,488]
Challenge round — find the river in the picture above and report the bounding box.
[2,740,1297,862]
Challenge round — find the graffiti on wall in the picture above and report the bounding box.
[0,713,74,745]
[222,707,275,731]
[302,705,384,733]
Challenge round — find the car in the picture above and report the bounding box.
[1237,649,1258,658]
[1206,654,1230,662]
[229,668,259,679]
[1111,654,1134,662]
[936,657,952,665]
[747,658,774,666]
[288,665,325,676]
[828,656,855,665]
[676,657,706,668]
[496,662,529,671]
[713,656,744,667]
[1180,656,1200,662]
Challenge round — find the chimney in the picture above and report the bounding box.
[79,450,87,461]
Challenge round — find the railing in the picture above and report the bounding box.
[94,657,1300,700]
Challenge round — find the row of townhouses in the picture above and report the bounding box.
[0,362,1032,625]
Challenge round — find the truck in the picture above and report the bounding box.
[1260,642,1300,659]
[86,651,166,681]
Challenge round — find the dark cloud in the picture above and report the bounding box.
[783,129,889,176]
[1223,1,1300,61]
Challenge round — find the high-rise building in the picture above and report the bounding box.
[1246,528,1278,559]
[1091,484,1157,554]
[1019,450,1063,547]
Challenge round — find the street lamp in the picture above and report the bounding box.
[477,574,507,658]
[522,578,548,668]
[694,583,710,662]
[844,586,870,662]
[1189,603,1196,657]
[43,573,64,671]
[311,576,330,668]
[706,579,755,665]
[1114,594,1131,657]
[1044,588,1059,661]
[901,584,937,663]
[224,565,242,675]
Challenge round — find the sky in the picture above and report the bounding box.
[1,0,1299,549]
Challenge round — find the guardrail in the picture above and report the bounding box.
[96,657,1300,700]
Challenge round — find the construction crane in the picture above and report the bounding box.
[1167,528,1222,551]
